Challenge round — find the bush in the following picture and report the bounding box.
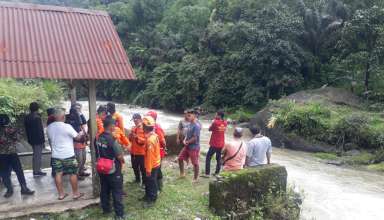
[274,101,331,139]
[273,100,384,150]
[226,107,256,123]
[258,186,302,220]
[0,79,64,122]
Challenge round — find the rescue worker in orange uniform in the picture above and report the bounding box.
[140,116,161,208]
[107,103,124,131]
[129,113,146,184]
[145,110,166,191]
[96,105,107,139]
[106,103,130,150]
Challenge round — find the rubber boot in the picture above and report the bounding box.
[4,189,13,198]
[20,184,35,195]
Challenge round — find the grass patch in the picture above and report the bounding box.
[343,152,376,165]
[313,152,339,160]
[21,156,301,220]
[366,163,384,172]
[24,157,217,220]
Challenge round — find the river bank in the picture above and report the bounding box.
[79,101,384,219]
[14,155,300,220]
[3,101,384,219]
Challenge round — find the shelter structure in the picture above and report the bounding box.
[0,1,135,197]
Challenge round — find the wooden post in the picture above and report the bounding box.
[88,79,100,197]
[69,80,77,105]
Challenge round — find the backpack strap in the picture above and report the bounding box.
[222,142,243,166]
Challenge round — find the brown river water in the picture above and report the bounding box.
[66,101,384,220]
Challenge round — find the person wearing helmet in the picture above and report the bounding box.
[0,114,35,198]
[146,111,166,157]
[145,110,166,191]
[141,116,161,207]
[129,113,146,185]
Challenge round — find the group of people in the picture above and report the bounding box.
[94,104,166,218]
[176,110,272,184]
[0,101,273,220]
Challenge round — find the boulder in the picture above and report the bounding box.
[165,133,183,155]
[125,128,182,156]
[209,164,287,217]
[250,108,335,152]
[249,87,362,152]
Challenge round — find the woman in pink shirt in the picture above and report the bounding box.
[222,128,246,171]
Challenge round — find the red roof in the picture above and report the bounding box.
[0,1,135,80]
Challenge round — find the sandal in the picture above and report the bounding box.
[58,193,68,200]
[73,192,84,200]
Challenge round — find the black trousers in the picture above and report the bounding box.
[0,154,27,191]
[100,171,124,217]
[145,167,159,202]
[205,147,222,175]
[131,155,145,183]
[157,165,163,191]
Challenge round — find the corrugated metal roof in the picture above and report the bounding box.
[0,1,135,80]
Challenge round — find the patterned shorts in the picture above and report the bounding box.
[52,157,78,175]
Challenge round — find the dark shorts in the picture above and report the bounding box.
[52,156,78,175]
[178,147,200,166]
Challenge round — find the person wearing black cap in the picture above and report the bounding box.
[0,114,35,198]
[96,116,125,218]
[24,102,46,177]
[129,113,146,184]
[107,102,124,132]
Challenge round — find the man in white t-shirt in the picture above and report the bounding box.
[47,108,85,200]
[245,126,272,167]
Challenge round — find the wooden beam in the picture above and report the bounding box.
[88,79,100,197]
[70,80,77,105]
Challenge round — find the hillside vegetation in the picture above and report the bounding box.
[10,0,384,112]
[260,87,384,169]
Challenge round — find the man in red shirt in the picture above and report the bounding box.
[204,111,227,176]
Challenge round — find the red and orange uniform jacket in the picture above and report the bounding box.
[112,112,125,132]
[145,133,161,174]
[129,125,146,156]
[154,124,166,158]
[96,115,104,139]
[113,127,130,150]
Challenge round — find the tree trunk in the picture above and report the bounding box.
[364,61,370,93]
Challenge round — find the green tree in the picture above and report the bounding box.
[338,6,384,93]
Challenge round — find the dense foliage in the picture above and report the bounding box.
[0,79,64,122]
[10,0,384,112]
